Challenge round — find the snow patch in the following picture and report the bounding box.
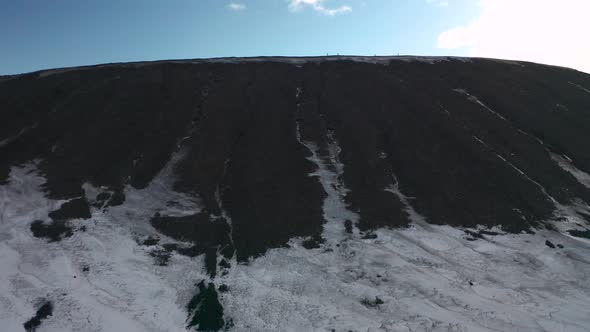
[3,158,590,331]
[551,153,590,190]
[111,150,200,220]
[220,217,590,331]
[0,162,205,332]
[294,87,360,242]
[385,174,427,226]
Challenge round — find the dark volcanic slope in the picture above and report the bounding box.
[2,56,590,260]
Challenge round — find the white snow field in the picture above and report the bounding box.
[0,161,206,332]
[1,155,590,331]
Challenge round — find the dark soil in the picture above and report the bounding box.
[218,259,231,269]
[301,235,325,249]
[30,198,91,241]
[48,198,91,221]
[204,246,218,278]
[361,296,384,308]
[150,248,172,266]
[3,57,590,261]
[362,232,378,240]
[150,214,233,267]
[344,220,354,234]
[23,301,53,332]
[187,281,224,331]
[142,236,160,246]
[30,220,73,242]
[568,229,590,239]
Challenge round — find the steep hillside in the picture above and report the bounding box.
[2,56,590,331]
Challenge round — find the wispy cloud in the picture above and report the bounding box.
[438,0,590,73]
[288,0,352,16]
[227,2,246,11]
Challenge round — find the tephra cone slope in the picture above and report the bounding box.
[2,56,590,331]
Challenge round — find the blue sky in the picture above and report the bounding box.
[1,0,588,75]
[0,0,480,74]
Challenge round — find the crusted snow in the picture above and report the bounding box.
[219,194,590,331]
[2,155,590,331]
[0,161,206,332]
[217,142,590,331]
[295,124,360,242]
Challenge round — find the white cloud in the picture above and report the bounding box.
[227,2,246,11]
[438,0,590,73]
[288,0,352,16]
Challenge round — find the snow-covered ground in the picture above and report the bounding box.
[219,132,590,332]
[1,156,590,331]
[220,222,590,332]
[0,162,207,332]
